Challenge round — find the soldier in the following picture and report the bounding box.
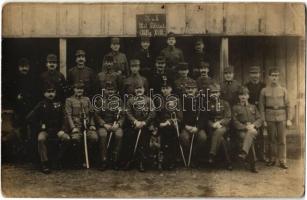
[98,55,120,92]
[245,66,267,162]
[180,79,207,168]
[155,79,182,170]
[65,81,98,168]
[174,62,195,96]
[207,83,232,170]
[95,82,125,171]
[196,61,217,94]
[126,80,156,172]
[232,86,262,173]
[40,54,67,102]
[67,49,98,97]
[259,68,292,169]
[221,66,241,107]
[189,38,210,79]
[147,56,174,94]
[103,37,129,77]
[134,36,154,78]
[160,32,184,73]
[27,82,69,174]
[122,58,149,95]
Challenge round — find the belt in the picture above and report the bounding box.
[265,106,286,110]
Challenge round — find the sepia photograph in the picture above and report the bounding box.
[1,2,306,198]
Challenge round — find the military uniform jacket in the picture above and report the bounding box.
[245,81,266,106]
[160,46,184,69]
[221,80,241,106]
[174,76,195,96]
[27,99,64,135]
[95,96,125,127]
[182,97,207,129]
[155,95,183,126]
[123,74,149,95]
[97,70,120,91]
[134,48,154,77]
[126,95,156,125]
[40,70,67,101]
[103,51,129,77]
[259,83,291,122]
[65,95,95,131]
[207,99,231,128]
[232,103,262,131]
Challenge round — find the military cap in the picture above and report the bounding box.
[195,37,204,45]
[178,62,189,71]
[130,58,140,65]
[185,79,197,88]
[224,65,234,73]
[161,77,172,88]
[238,86,249,95]
[75,49,86,56]
[43,81,56,92]
[105,81,117,91]
[141,36,150,43]
[156,56,166,63]
[104,55,114,63]
[199,61,210,69]
[268,67,280,75]
[111,37,120,44]
[167,32,176,38]
[46,54,57,62]
[134,80,145,89]
[208,83,221,92]
[18,58,30,66]
[249,66,261,73]
[73,81,85,89]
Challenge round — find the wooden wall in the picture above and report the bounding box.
[2,3,305,37]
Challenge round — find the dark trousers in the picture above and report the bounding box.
[159,126,178,166]
[126,127,150,163]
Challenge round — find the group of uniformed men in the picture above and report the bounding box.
[6,32,292,174]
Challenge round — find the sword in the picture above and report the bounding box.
[106,108,122,150]
[188,132,195,168]
[133,128,142,156]
[81,103,90,169]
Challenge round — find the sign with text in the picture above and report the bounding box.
[136,14,166,37]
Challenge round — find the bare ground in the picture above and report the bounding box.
[1,158,304,198]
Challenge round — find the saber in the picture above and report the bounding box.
[83,118,90,169]
[107,109,122,150]
[171,113,187,167]
[188,132,195,168]
[133,129,142,156]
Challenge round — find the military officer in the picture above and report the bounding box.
[122,58,149,95]
[40,54,67,102]
[67,49,98,97]
[196,61,217,95]
[179,79,207,168]
[245,66,267,162]
[95,82,125,171]
[232,86,262,173]
[147,56,174,94]
[103,37,129,77]
[134,36,154,78]
[259,68,292,169]
[155,79,182,170]
[27,82,68,174]
[160,32,184,73]
[126,80,156,172]
[174,62,195,96]
[189,38,210,79]
[221,65,241,107]
[207,83,232,170]
[98,55,120,93]
[65,81,98,168]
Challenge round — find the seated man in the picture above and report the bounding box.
[232,86,262,173]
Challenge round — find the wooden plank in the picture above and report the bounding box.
[264,3,285,35]
[22,4,36,35]
[245,3,266,35]
[204,3,223,34]
[220,38,229,82]
[144,3,165,14]
[33,4,57,36]
[59,38,67,78]
[80,4,102,36]
[224,3,246,35]
[123,4,144,36]
[275,37,287,87]
[297,38,305,135]
[104,4,124,36]
[285,3,305,36]
[166,4,186,34]
[185,4,206,34]
[58,4,80,36]
[2,4,24,37]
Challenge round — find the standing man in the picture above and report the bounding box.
[196,61,216,94]
[221,66,241,107]
[174,62,195,96]
[95,82,125,171]
[67,49,98,97]
[126,81,156,172]
[134,36,154,78]
[98,55,120,92]
[40,54,67,102]
[160,32,184,73]
[103,37,129,77]
[207,83,232,170]
[245,66,266,162]
[232,87,262,173]
[259,68,292,169]
[189,38,209,79]
[65,81,98,168]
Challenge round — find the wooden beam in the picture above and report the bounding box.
[220,38,229,82]
[59,38,67,78]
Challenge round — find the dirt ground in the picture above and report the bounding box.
[1,158,304,198]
